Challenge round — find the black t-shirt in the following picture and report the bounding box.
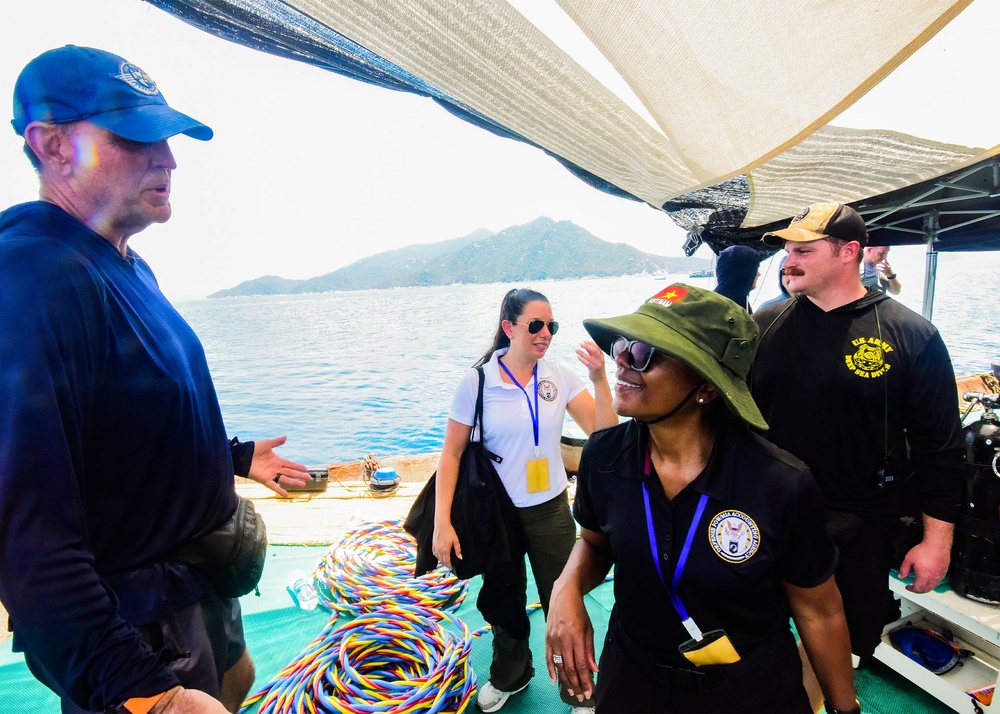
[751,293,964,523]
[574,418,836,667]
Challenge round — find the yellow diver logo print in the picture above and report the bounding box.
[537,379,558,402]
[845,336,894,379]
[709,510,760,563]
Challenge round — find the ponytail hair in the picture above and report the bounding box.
[474,288,549,366]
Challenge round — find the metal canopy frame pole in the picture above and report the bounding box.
[921,210,939,321]
[859,158,1000,322]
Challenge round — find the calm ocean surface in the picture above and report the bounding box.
[177,267,1000,466]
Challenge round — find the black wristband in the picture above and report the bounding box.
[886,273,897,280]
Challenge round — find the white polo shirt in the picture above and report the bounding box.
[448,347,586,507]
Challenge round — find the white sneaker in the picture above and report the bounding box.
[570,707,595,714]
[476,681,529,712]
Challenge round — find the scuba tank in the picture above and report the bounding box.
[950,364,1000,604]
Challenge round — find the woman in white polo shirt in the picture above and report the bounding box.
[433,287,616,714]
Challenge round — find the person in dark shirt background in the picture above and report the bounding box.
[713,245,762,312]
[757,254,793,309]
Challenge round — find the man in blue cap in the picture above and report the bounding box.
[0,46,310,714]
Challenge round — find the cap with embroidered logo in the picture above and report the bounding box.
[583,283,767,430]
[762,202,867,247]
[12,45,212,142]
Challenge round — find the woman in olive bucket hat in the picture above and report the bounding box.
[545,284,858,714]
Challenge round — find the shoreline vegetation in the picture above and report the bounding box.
[208,216,711,299]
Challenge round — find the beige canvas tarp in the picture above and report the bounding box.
[155,0,994,227]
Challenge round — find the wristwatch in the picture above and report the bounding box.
[885,273,897,280]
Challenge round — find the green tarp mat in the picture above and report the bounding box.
[0,544,948,713]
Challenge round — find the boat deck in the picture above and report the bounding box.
[0,455,954,712]
[238,452,440,546]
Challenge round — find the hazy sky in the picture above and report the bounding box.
[2,0,997,301]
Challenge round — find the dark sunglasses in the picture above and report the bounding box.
[514,319,559,335]
[611,336,657,372]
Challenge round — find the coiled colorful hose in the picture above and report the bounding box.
[312,520,467,616]
[241,603,476,713]
[241,520,614,712]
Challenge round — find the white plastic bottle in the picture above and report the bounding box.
[286,570,319,611]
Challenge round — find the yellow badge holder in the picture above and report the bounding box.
[526,457,550,493]
[678,624,741,666]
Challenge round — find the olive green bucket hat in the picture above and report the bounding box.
[584,283,767,430]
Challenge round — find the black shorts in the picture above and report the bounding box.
[61,588,246,714]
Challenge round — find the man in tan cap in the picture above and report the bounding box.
[750,202,964,661]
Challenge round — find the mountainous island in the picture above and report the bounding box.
[209,217,709,298]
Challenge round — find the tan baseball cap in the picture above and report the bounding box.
[763,202,867,247]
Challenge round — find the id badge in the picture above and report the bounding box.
[678,629,741,666]
[526,458,550,493]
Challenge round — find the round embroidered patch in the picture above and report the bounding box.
[537,379,558,402]
[709,510,760,562]
[117,62,159,95]
[845,336,893,379]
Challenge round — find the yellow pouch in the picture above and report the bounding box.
[678,629,741,666]
[526,458,550,493]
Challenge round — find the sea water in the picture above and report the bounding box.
[178,269,1000,466]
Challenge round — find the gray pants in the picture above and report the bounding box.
[482,490,594,707]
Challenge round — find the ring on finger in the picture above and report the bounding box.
[552,653,564,666]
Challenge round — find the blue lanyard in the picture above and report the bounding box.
[497,357,540,453]
[643,449,709,641]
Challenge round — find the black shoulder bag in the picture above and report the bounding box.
[404,366,522,579]
[172,495,268,598]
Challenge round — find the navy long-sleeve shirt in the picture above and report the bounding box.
[0,202,238,710]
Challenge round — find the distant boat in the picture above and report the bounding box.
[688,269,715,278]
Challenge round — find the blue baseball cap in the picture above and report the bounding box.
[12,45,213,142]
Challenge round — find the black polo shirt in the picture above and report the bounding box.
[575,417,837,668]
